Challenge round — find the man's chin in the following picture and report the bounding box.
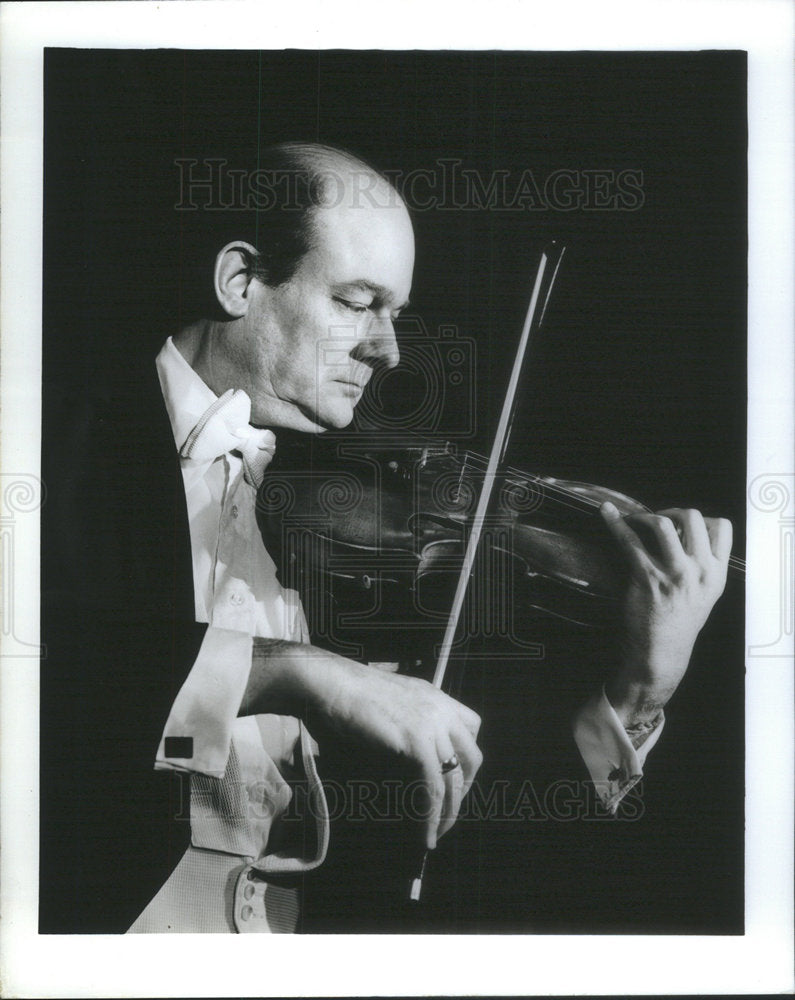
[319,409,355,431]
[314,395,358,431]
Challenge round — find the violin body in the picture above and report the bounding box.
[256,433,649,662]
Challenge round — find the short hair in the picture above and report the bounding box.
[246,141,393,287]
[179,141,396,324]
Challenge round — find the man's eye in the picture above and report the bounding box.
[334,297,368,315]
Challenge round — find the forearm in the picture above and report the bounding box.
[238,637,320,719]
[239,637,482,848]
[239,638,378,723]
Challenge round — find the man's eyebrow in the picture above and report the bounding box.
[333,280,410,311]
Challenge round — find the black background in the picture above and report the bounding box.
[43,49,746,933]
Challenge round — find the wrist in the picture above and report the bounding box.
[609,637,692,726]
[279,643,364,730]
[604,674,668,729]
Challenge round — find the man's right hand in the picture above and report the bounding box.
[244,640,482,849]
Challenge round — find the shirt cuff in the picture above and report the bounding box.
[572,684,665,814]
[155,626,253,778]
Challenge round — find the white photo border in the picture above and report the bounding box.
[1,1,792,996]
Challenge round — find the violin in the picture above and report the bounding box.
[256,432,743,662]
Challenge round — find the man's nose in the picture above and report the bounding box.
[352,316,400,370]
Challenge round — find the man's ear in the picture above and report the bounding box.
[213,241,260,317]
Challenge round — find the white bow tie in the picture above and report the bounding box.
[179,388,276,488]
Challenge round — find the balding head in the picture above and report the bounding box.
[245,142,407,288]
[176,142,415,433]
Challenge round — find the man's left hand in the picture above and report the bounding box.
[599,503,733,728]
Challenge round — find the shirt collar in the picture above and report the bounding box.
[156,336,219,452]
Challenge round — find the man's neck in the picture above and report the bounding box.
[172,320,211,382]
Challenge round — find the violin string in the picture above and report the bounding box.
[460,454,604,516]
[520,479,747,573]
[462,462,747,574]
[496,470,613,515]
[485,468,747,568]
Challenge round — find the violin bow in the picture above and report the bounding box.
[410,240,566,902]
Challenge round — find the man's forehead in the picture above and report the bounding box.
[310,198,414,292]
[313,193,413,239]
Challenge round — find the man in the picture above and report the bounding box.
[40,142,732,934]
